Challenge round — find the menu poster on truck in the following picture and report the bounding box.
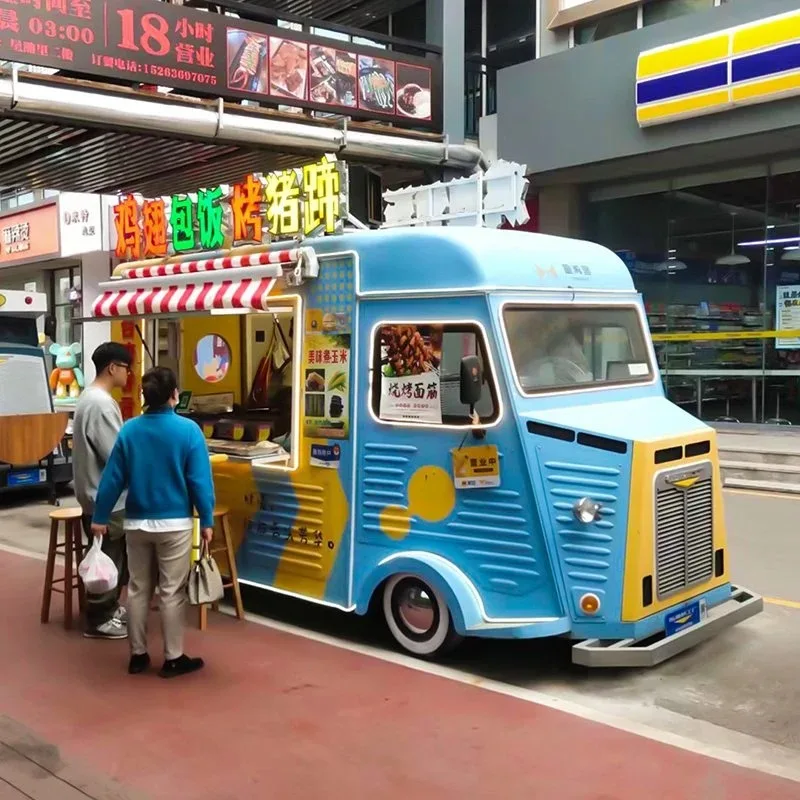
[378,324,443,425]
[0,0,440,129]
[303,332,351,440]
[776,285,800,349]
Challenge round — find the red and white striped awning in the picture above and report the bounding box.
[92,277,277,319]
[118,248,300,280]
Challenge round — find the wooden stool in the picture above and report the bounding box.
[197,507,245,630]
[41,506,86,630]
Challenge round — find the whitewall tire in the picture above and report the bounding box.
[382,574,463,659]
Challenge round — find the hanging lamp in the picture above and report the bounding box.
[715,212,750,266]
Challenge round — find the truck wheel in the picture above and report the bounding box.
[382,574,463,659]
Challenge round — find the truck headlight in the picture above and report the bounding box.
[573,497,601,524]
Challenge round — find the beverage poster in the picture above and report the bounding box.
[378,324,442,424]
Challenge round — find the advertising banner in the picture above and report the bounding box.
[776,285,800,350]
[378,324,442,424]
[0,204,59,268]
[302,329,351,440]
[58,191,102,256]
[0,0,441,129]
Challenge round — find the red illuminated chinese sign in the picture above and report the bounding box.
[0,0,441,129]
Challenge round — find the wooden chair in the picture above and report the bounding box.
[197,507,245,630]
[41,506,86,630]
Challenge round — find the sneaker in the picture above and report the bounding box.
[84,616,128,640]
[114,606,128,624]
[158,654,204,679]
[128,653,150,675]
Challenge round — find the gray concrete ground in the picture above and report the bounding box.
[0,488,76,557]
[3,484,800,773]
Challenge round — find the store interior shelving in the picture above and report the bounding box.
[648,302,767,415]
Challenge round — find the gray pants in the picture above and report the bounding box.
[81,512,127,629]
[126,528,193,661]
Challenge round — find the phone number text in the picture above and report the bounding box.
[89,53,217,85]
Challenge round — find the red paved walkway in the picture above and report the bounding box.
[1,548,799,800]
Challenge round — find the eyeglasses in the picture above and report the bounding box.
[111,362,131,373]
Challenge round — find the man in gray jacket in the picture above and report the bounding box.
[72,341,133,639]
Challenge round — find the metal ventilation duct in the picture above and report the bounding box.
[0,74,484,174]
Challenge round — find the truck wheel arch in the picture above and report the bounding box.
[356,552,484,635]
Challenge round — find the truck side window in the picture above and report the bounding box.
[372,323,499,426]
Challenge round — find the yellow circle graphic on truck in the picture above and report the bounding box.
[379,505,412,541]
[0,294,6,308]
[408,466,456,522]
[379,465,456,541]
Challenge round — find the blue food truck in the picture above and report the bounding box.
[94,226,763,666]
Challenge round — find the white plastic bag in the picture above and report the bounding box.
[78,536,118,594]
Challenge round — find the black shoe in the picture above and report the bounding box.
[128,653,150,674]
[158,654,204,679]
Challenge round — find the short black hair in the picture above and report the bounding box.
[92,342,132,374]
[142,366,178,410]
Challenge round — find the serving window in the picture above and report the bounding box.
[156,296,302,470]
[370,322,499,427]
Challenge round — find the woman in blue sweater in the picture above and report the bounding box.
[92,366,215,678]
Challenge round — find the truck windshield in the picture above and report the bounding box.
[502,305,653,393]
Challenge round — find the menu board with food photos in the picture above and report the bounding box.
[222,14,439,126]
[0,0,441,130]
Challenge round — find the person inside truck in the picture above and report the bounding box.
[511,315,594,389]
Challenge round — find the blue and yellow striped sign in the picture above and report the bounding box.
[636,10,800,127]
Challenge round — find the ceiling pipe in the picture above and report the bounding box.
[0,74,485,173]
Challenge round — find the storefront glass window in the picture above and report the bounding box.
[310,27,350,42]
[643,0,715,27]
[487,0,535,70]
[51,267,81,347]
[392,1,425,43]
[583,171,800,424]
[465,0,482,58]
[487,0,534,45]
[352,36,387,49]
[56,273,72,305]
[574,7,638,45]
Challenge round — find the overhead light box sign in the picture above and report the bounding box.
[112,154,347,260]
[0,204,60,267]
[382,161,529,229]
[58,192,102,256]
[636,9,800,127]
[0,0,441,130]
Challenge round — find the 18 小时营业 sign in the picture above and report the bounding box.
[113,154,346,260]
[0,0,440,129]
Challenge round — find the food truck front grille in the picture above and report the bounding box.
[654,463,714,599]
